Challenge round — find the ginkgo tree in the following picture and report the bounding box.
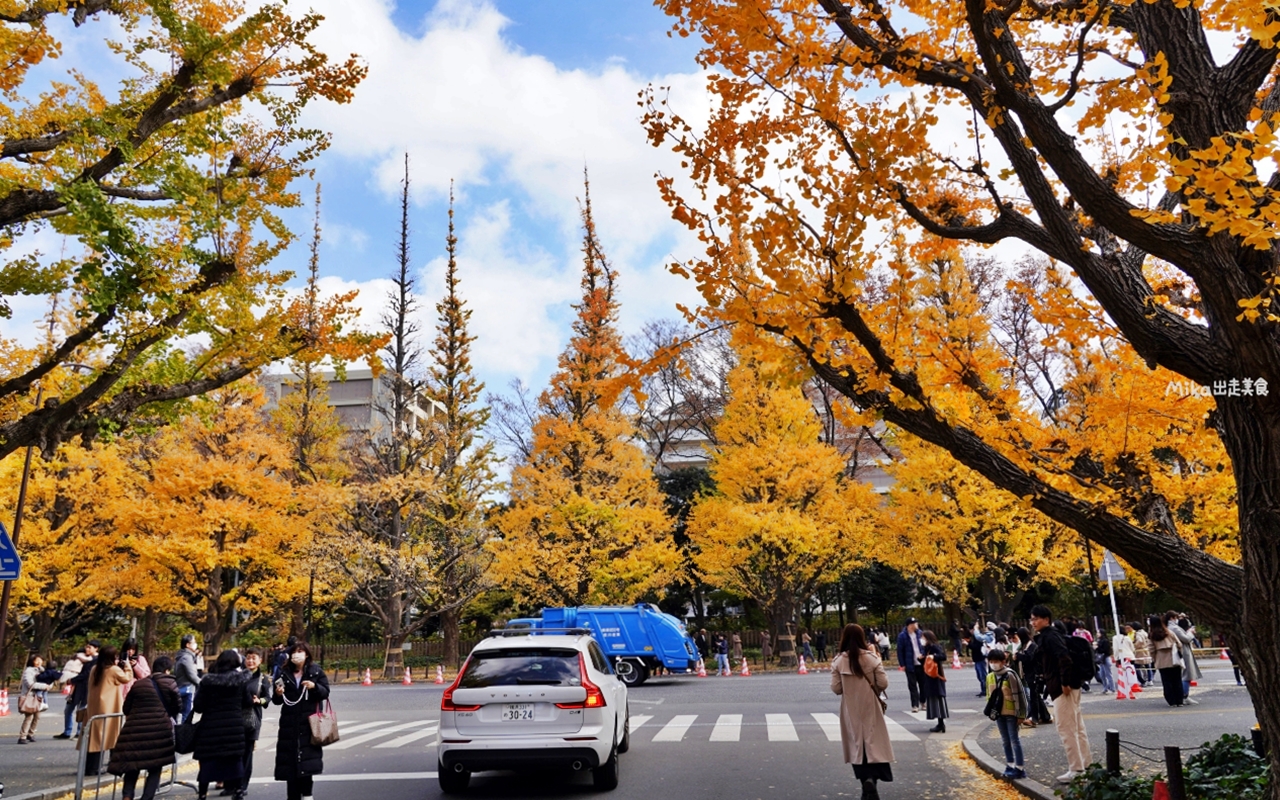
[0,0,365,458]
[647,0,1280,776]
[491,182,679,607]
[689,338,876,648]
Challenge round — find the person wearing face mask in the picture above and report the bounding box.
[241,648,273,794]
[272,643,329,800]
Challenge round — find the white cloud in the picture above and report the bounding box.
[296,0,710,378]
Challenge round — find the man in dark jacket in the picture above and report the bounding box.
[896,617,925,713]
[1031,605,1090,783]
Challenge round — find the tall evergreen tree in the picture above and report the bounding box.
[491,177,678,606]
[424,187,499,667]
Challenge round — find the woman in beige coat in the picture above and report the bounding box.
[831,623,894,800]
[84,644,133,774]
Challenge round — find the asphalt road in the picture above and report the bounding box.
[0,661,1256,800]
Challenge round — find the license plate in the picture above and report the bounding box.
[502,704,535,721]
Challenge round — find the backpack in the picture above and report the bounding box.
[1065,635,1095,685]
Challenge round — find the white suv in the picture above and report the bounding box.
[437,628,630,793]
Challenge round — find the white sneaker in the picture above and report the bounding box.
[1056,771,1078,783]
[1185,697,1199,705]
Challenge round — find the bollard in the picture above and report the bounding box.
[1106,729,1120,775]
[1253,726,1267,758]
[1164,746,1186,800]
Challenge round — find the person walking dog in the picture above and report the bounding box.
[830,624,893,800]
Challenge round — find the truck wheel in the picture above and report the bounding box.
[615,659,648,687]
[592,745,620,791]
[438,761,470,794]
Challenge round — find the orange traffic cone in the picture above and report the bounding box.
[798,656,808,675]
[1220,648,1230,660]
[952,650,962,670]
[402,667,413,686]
[697,659,708,677]
[434,665,445,685]
[361,668,372,686]
[0,689,9,716]
[740,658,751,677]
[62,682,72,695]
[1190,680,1197,687]
[1152,779,1171,800]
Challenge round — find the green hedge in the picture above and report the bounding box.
[1059,734,1269,800]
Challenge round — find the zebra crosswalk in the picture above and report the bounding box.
[629,712,922,743]
[252,710,933,754]
[256,719,438,751]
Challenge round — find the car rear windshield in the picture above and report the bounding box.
[459,648,582,688]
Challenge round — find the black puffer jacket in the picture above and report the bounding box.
[193,670,249,762]
[108,675,179,774]
[272,663,330,781]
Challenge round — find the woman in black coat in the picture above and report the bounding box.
[193,651,251,800]
[241,648,274,789]
[109,656,179,800]
[920,630,949,733]
[272,641,330,800]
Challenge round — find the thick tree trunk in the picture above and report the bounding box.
[441,608,461,670]
[382,594,404,679]
[771,603,797,667]
[1216,402,1280,795]
[288,597,305,641]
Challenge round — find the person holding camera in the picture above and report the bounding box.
[272,642,329,800]
[84,644,134,774]
[120,639,151,699]
[108,655,179,800]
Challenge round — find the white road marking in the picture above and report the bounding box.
[766,713,798,741]
[250,773,437,783]
[325,720,434,750]
[374,725,440,749]
[883,714,920,742]
[652,714,697,742]
[628,714,654,731]
[709,714,742,742]
[258,719,388,751]
[811,712,841,742]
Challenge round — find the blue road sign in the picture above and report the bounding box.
[0,521,21,580]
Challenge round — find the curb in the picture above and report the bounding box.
[8,754,196,800]
[961,720,1058,800]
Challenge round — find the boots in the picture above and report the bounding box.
[860,779,881,800]
[929,720,946,733]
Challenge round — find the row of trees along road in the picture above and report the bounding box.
[646,0,1280,793]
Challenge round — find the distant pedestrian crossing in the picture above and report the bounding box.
[629,712,922,743]
[253,711,932,753]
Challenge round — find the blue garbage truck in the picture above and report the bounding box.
[507,604,701,686]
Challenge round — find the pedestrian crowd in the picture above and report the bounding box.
[17,634,333,800]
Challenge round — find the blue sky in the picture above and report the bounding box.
[2,0,711,411]
[271,0,710,399]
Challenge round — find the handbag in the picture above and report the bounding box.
[19,691,41,715]
[309,698,340,747]
[854,655,889,714]
[175,719,198,754]
[924,654,939,679]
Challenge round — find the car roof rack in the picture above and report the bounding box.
[487,627,593,638]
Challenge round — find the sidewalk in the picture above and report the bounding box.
[964,663,1256,799]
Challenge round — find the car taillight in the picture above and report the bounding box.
[440,657,480,712]
[556,652,607,709]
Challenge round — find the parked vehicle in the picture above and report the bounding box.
[437,628,629,794]
[508,604,700,687]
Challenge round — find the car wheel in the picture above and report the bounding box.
[616,659,648,687]
[617,709,631,754]
[438,761,470,794]
[592,745,620,791]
